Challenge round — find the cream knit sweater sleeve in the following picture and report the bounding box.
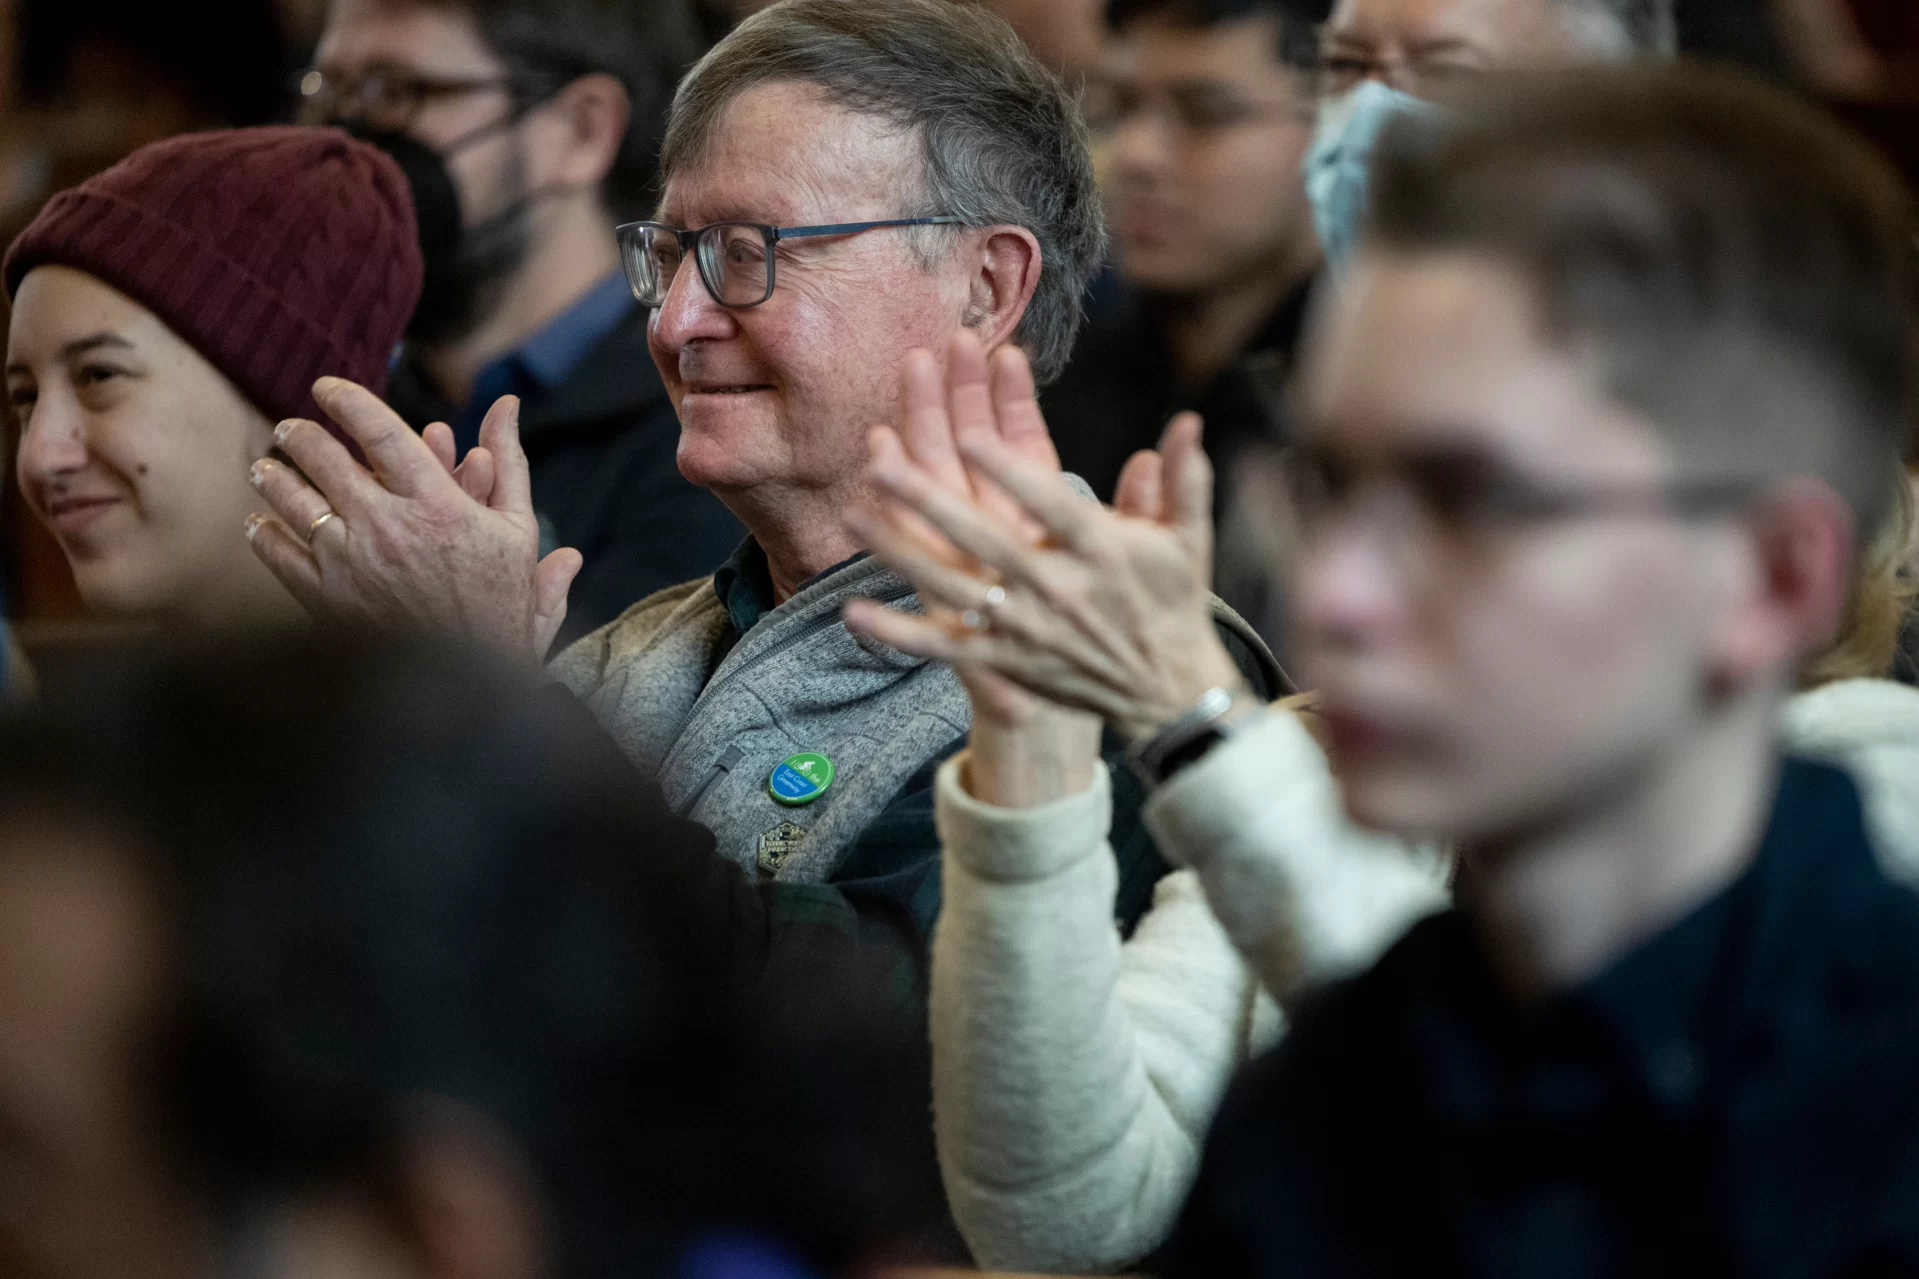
[1145,707,1452,1002]
[931,756,1275,1274]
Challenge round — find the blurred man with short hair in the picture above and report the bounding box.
[1171,65,1919,1275]
[303,0,743,646]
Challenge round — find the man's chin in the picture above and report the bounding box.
[1336,767,1471,843]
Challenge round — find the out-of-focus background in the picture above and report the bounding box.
[0,0,1913,641]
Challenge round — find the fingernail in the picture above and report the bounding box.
[243,513,266,540]
[248,459,270,487]
[274,420,295,445]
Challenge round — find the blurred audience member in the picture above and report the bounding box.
[1162,66,1919,1274]
[1044,0,1319,504]
[244,0,1278,996]
[4,128,420,630]
[1043,0,1318,641]
[1306,0,1674,273]
[9,0,288,221]
[985,0,1111,82]
[303,0,743,648]
[0,633,955,1278]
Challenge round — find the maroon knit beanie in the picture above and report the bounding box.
[4,126,423,427]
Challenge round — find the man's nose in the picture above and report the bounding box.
[1289,522,1411,655]
[649,255,740,354]
[16,396,88,489]
[1110,110,1174,178]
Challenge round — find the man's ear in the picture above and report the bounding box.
[963,225,1043,353]
[389,1099,549,1279]
[1707,477,1857,688]
[530,72,632,191]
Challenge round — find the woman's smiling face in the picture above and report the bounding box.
[8,266,282,622]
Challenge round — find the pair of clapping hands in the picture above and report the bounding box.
[239,336,1249,794]
[844,332,1251,809]
[245,380,583,662]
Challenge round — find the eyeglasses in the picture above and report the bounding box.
[295,68,546,131]
[615,217,965,309]
[1086,81,1314,140]
[1279,439,1759,583]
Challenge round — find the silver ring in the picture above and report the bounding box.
[307,510,340,541]
[959,608,987,631]
[982,584,1007,612]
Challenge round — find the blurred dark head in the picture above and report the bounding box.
[1095,0,1321,298]
[17,0,288,189]
[0,633,945,1279]
[304,0,705,344]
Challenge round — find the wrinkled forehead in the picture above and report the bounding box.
[658,81,927,229]
[1300,249,1667,475]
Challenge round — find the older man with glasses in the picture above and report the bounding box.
[244,0,1280,1002]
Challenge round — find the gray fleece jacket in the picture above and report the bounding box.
[551,552,970,884]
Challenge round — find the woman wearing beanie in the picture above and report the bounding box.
[4,126,422,629]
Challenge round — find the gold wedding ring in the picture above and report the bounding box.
[307,510,341,541]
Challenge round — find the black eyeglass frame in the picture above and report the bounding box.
[615,217,967,309]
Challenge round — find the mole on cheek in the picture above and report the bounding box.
[136,464,150,476]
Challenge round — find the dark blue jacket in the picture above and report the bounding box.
[1171,758,1919,1279]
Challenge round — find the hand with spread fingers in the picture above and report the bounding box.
[844,366,1248,753]
[845,333,1103,809]
[244,377,583,664]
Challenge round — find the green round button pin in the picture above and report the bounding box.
[769,752,835,806]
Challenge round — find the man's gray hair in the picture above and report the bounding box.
[1557,0,1678,58]
[659,0,1107,385]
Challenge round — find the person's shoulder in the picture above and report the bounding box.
[1782,679,1919,883]
[547,576,723,695]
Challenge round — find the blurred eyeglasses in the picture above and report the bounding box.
[617,218,965,310]
[1085,81,1314,141]
[1279,438,1759,584]
[295,68,542,131]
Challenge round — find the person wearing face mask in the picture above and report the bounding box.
[302,0,743,651]
[1306,0,1676,272]
[4,127,421,637]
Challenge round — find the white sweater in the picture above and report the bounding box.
[930,679,1919,1274]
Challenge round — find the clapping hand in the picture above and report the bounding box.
[845,332,1103,808]
[245,378,582,664]
[844,350,1247,753]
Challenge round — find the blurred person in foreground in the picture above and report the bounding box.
[303,0,743,648]
[853,64,1919,1275]
[4,128,421,633]
[243,0,1280,999]
[0,633,954,1279]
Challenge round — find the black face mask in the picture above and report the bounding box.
[343,121,537,348]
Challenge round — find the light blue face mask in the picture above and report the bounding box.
[1303,79,1441,273]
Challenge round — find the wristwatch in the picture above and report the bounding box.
[1126,685,1261,789]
